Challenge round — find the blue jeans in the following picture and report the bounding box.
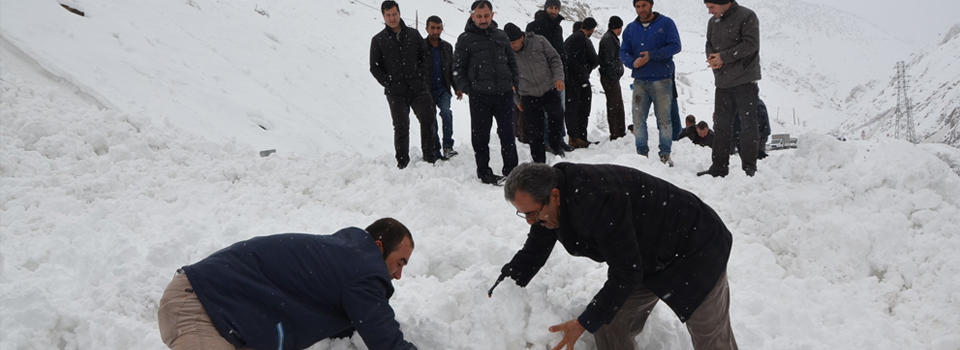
[432,90,455,156]
[631,78,673,156]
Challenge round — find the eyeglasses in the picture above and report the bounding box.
[516,204,545,222]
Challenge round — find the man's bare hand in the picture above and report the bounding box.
[707,53,723,69]
[555,80,565,91]
[633,51,651,68]
[456,91,464,100]
[517,103,524,112]
[549,319,586,350]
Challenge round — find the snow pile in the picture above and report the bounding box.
[4,57,960,349]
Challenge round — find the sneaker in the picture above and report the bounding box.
[639,153,648,158]
[480,174,506,186]
[696,167,728,177]
[443,147,459,158]
[660,154,674,167]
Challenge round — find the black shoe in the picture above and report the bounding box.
[627,124,634,133]
[480,174,506,186]
[745,168,756,177]
[552,147,566,158]
[560,143,575,152]
[696,168,728,177]
[757,151,769,160]
[398,161,409,169]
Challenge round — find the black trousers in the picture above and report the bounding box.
[601,76,626,140]
[386,91,438,165]
[521,89,565,163]
[711,83,759,173]
[565,80,592,140]
[469,92,519,178]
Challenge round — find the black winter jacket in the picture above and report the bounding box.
[501,163,732,333]
[183,228,417,350]
[564,30,599,84]
[598,31,624,79]
[526,11,566,68]
[370,20,431,96]
[705,2,761,88]
[426,38,455,94]
[453,19,520,95]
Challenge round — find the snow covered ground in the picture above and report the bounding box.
[3,0,960,349]
[4,37,960,349]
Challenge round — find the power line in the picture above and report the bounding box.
[894,61,918,144]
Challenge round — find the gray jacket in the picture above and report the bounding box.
[513,34,564,104]
[705,2,761,88]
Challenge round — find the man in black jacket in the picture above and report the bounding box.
[157,218,419,350]
[370,1,438,169]
[698,0,762,177]
[425,15,460,160]
[599,16,626,140]
[564,17,600,148]
[494,162,738,350]
[692,120,716,148]
[453,0,520,185]
[526,0,574,153]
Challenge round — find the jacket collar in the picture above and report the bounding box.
[383,19,407,37]
[634,12,661,25]
[464,18,500,35]
[720,2,741,19]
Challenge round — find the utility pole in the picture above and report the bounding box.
[894,61,918,143]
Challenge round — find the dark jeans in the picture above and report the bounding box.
[671,96,682,141]
[521,89,565,163]
[469,92,519,178]
[387,91,438,165]
[711,83,760,173]
[601,76,626,140]
[431,89,455,156]
[565,80,592,140]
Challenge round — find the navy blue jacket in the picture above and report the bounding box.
[620,13,681,81]
[183,228,416,350]
[500,163,732,333]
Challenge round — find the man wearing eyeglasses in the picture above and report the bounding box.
[492,162,738,350]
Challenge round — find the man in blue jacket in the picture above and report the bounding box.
[619,0,681,166]
[157,218,419,350]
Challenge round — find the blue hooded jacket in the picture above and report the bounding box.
[182,228,416,350]
[619,13,681,81]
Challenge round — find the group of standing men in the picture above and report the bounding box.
[370,0,764,183]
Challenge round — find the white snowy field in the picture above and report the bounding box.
[4,39,960,350]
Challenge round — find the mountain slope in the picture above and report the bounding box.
[836,23,960,146]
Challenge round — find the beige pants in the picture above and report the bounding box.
[158,273,251,350]
[594,271,738,350]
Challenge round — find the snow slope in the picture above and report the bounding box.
[836,23,960,146]
[4,32,960,349]
[2,0,951,160]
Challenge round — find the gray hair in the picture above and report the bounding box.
[504,162,558,204]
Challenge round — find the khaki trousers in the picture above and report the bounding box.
[158,273,251,350]
[594,271,738,350]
